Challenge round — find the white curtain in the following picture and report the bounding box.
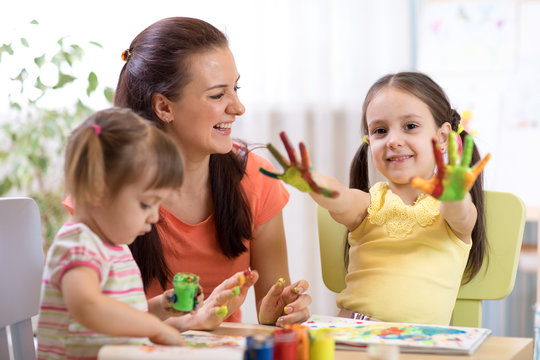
[223,0,413,321]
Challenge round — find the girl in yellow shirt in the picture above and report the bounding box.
[260,72,490,325]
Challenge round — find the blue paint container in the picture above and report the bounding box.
[246,334,274,360]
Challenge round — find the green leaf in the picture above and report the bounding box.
[9,102,22,111]
[34,53,46,68]
[0,178,13,196]
[30,19,39,25]
[86,72,98,96]
[53,71,76,89]
[11,68,28,84]
[89,41,103,48]
[20,38,29,47]
[35,76,47,91]
[104,87,114,104]
[2,43,14,55]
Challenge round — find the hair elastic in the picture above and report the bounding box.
[121,48,132,62]
[457,123,464,135]
[91,124,101,136]
[362,135,370,145]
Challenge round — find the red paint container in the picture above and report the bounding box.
[273,328,297,360]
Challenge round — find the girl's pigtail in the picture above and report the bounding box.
[349,142,370,192]
[64,124,106,206]
[460,129,487,283]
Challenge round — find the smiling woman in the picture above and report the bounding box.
[113,17,312,330]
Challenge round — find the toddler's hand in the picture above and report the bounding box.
[149,322,184,346]
[258,278,312,327]
[259,132,339,198]
[412,131,490,201]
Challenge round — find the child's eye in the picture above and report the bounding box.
[234,86,241,92]
[372,128,386,135]
[405,123,419,130]
[140,202,152,210]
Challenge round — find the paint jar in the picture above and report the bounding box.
[309,328,334,360]
[289,324,309,360]
[172,272,199,311]
[273,328,297,360]
[246,334,274,360]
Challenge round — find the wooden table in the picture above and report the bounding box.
[193,322,534,360]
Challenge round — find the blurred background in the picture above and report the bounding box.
[1,0,539,338]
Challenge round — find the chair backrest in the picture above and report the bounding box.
[0,197,43,360]
[316,190,526,327]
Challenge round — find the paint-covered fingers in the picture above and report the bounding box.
[275,280,311,327]
[280,131,299,167]
[411,176,439,197]
[258,278,288,325]
[275,292,312,327]
[460,134,474,167]
[432,137,446,171]
[465,153,491,189]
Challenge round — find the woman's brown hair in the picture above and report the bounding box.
[114,17,253,290]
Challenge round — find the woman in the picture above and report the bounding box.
[114,17,311,329]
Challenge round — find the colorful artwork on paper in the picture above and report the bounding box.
[182,334,246,348]
[303,315,491,354]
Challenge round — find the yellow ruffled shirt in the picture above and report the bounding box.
[336,182,471,325]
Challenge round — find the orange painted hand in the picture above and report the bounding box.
[259,132,338,198]
[412,132,490,202]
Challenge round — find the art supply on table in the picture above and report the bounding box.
[246,334,274,360]
[273,328,297,360]
[303,315,491,355]
[172,272,199,311]
[309,328,335,360]
[289,324,309,360]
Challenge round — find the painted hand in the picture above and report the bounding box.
[412,132,490,202]
[258,278,311,327]
[259,131,338,198]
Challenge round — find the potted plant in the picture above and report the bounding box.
[0,20,113,250]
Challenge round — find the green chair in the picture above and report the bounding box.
[316,190,526,327]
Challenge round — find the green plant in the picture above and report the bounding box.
[0,20,114,250]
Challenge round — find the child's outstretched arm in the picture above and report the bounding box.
[62,266,184,345]
[412,132,490,240]
[260,131,370,230]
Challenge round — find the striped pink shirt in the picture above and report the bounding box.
[37,223,149,360]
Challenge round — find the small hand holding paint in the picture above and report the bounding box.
[171,273,200,312]
[411,131,491,202]
[259,131,339,198]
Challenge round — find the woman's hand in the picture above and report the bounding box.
[412,132,490,202]
[259,131,338,198]
[174,269,258,331]
[258,278,311,327]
